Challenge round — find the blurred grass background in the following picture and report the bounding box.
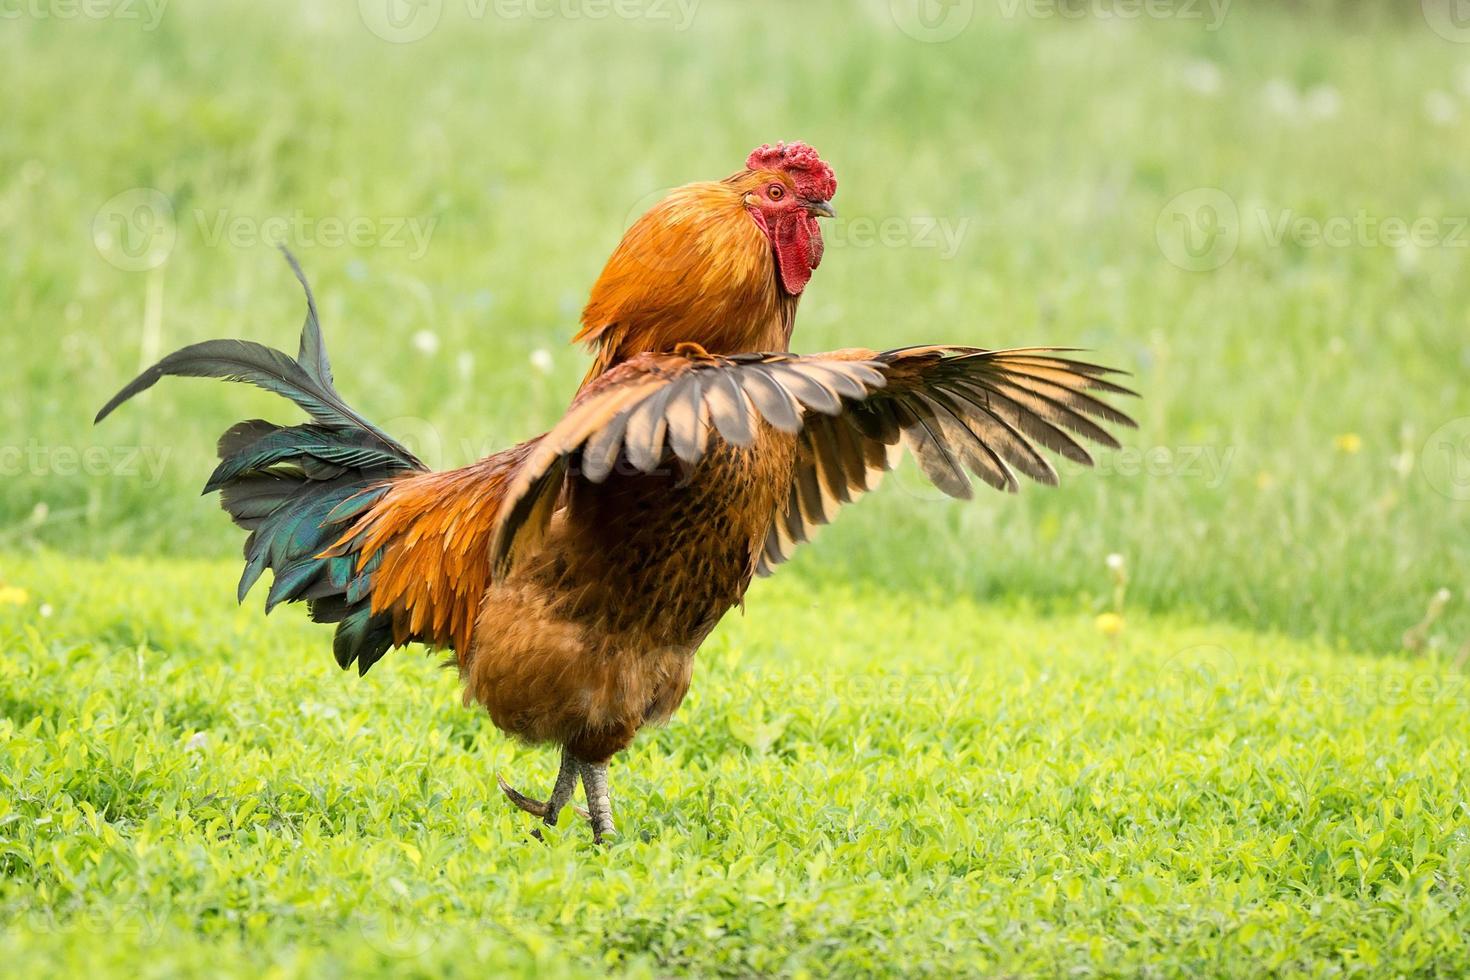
[2,0,1469,652]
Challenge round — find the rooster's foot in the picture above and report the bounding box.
[497,747,584,830]
[578,759,617,844]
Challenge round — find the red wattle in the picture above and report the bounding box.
[772,212,818,295]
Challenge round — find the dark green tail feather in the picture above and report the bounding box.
[96,249,427,675]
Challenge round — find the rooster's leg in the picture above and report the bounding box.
[496,747,587,828]
[578,759,616,843]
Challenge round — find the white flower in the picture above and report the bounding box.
[1395,242,1421,275]
[412,330,440,355]
[1425,90,1458,126]
[1263,79,1299,117]
[1181,60,1222,97]
[1105,553,1126,572]
[185,732,210,752]
[298,701,340,720]
[529,348,554,374]
[1303,85,1341,120]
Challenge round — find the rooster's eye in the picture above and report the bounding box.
[767,184,785,200]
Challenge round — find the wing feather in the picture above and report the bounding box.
[704,370,758,447]
[929,385,1057,486]
[766,363,844,415]
[491,346,1134,579]
[915,390,1015,493]
[738,366,804,433]
[664,375,709,463]
[755,346,1137,574]
[624,385,676,473]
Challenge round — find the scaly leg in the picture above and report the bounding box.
[497,747,587,828]
[578,759,616,844]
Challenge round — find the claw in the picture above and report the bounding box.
[496,771,548,817]
[497,770,590,823]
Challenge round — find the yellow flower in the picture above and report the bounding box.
[1255,470,1275,491]
[1095,612,1125,637]
[0,586,30,606]
[1334,433,1362,455]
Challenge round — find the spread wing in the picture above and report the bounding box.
[755,346,1136,574]
[488,346,1136,578]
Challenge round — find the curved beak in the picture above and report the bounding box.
[804,198,836,219]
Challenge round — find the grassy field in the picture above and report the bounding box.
[4,0,1470,975]
[4,554,1470,977]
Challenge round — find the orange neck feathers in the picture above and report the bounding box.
[575,179,801,385]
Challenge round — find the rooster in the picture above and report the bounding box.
[97,142,1135,842]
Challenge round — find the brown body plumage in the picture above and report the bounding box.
[97,142,1136,841]
[344,168,809,764]
[344,163,821,760]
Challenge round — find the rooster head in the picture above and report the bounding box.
[737,141,837,296]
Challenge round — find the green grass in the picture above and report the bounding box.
[3,553,1470,976]
[5,1,1470,975]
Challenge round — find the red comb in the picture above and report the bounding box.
[746,141,837,201]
